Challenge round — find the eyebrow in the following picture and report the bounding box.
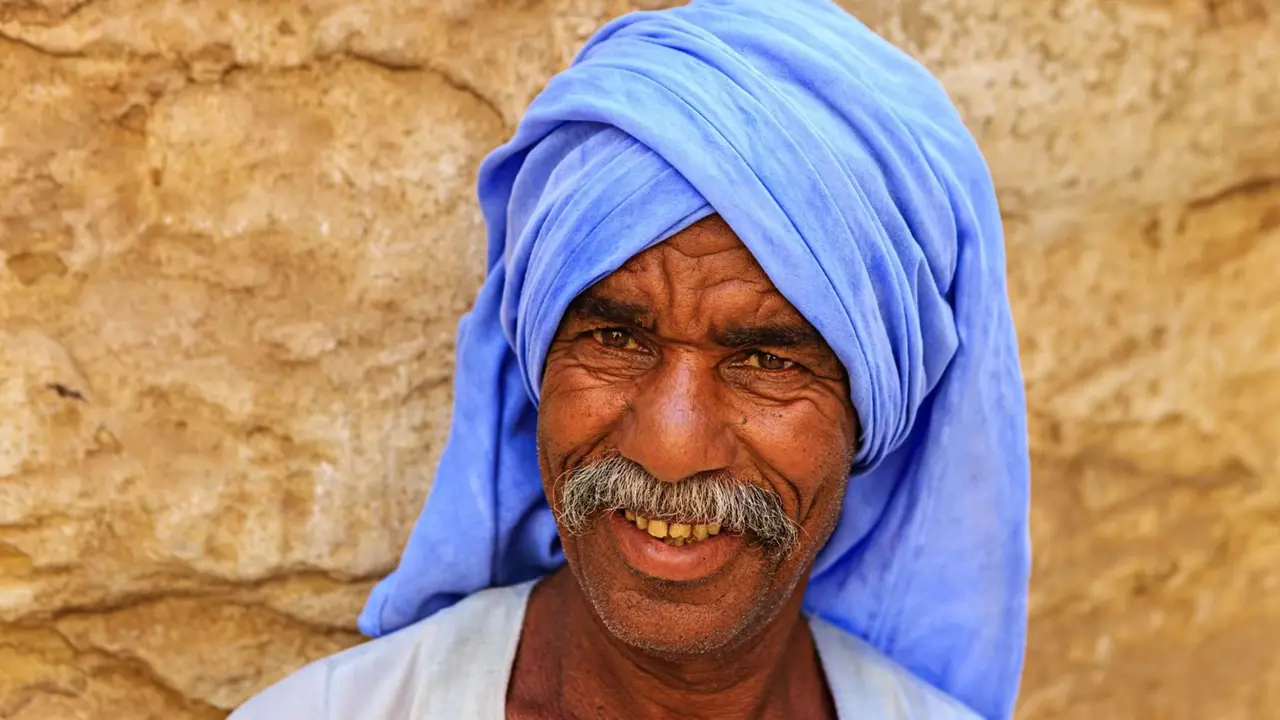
[715,324,824,350]
[567,293,824,350]
[567,294,655,331]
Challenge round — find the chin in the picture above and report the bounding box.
[590,587,765,655]
[567,526,795,657]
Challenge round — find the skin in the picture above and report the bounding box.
[506,216,860,720]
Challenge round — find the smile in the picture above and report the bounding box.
[604,510,745,583]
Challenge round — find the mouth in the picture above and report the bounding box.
[622,509,723,546]
[603,509,746,583]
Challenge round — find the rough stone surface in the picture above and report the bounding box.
[1,1,1277,718]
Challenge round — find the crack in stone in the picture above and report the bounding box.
[33,624,228,717]
[2,584,368,712]
[1186,174,1280,211]
[0,26,85,57]
[0,0,96,26]
[0,28,509,128]
[19,590,366,711]
[16,568,382,622]
[343,50,508,126]
[0,680,82,719]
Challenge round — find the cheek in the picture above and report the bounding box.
[538,363,633,473]
[738,393,855,520]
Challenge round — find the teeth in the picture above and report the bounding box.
[627,511,720,546]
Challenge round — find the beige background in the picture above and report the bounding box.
[1,0,1278,718]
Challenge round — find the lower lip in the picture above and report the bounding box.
[604,511,746,583]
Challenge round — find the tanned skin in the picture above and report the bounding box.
[506,216,860,720]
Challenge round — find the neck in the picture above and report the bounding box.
[509,568,834,720]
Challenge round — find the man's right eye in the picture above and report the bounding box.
[591,328,640,351]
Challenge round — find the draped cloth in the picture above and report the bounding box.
[358,1,1031,718]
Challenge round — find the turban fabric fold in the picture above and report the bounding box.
[359,1,1031,718]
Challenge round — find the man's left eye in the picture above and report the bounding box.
[591,328,640,350]
[743,351,794,371]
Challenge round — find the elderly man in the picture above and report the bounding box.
[232,1,1030,718]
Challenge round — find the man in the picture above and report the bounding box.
[232,1,1030,718]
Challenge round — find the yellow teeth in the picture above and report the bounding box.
[626,512,721,545]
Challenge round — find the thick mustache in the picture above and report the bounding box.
[556,455,799,552]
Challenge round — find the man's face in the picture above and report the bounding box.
[538,216,859,654]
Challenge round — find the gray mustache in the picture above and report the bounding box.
[556,455,799,552]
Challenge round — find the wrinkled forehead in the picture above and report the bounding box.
[568,215,825,345]
[602,215,763,291]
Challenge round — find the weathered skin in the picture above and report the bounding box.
[511,216,856,720]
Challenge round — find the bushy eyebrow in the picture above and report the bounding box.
[567,293,825,350]
[715,324,824,350]
[566,294,655,331]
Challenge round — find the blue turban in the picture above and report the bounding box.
[359,1,1031,718]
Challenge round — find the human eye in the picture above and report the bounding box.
[591,328,642,351]
[741,350,795,371]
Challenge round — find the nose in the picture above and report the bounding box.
[615,352,736,483]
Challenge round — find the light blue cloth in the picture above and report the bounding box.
[359,1,1031,718]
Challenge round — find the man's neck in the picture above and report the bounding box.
[507,568,835,720]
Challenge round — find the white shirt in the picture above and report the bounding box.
[231,581,980,719]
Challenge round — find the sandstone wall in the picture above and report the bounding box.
[1,1,1277,718]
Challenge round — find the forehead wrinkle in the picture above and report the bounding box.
[692,278,805,334]
[662,242,773,311]
[658,243,684,329]
[667,272,771,342]
[583,254,659,309]
[594,228,812,344]
[594,254,830,354]
[691,276,783,311]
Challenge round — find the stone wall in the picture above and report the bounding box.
[1,1,1276,718]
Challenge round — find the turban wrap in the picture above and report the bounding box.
[359,1,1031,718]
